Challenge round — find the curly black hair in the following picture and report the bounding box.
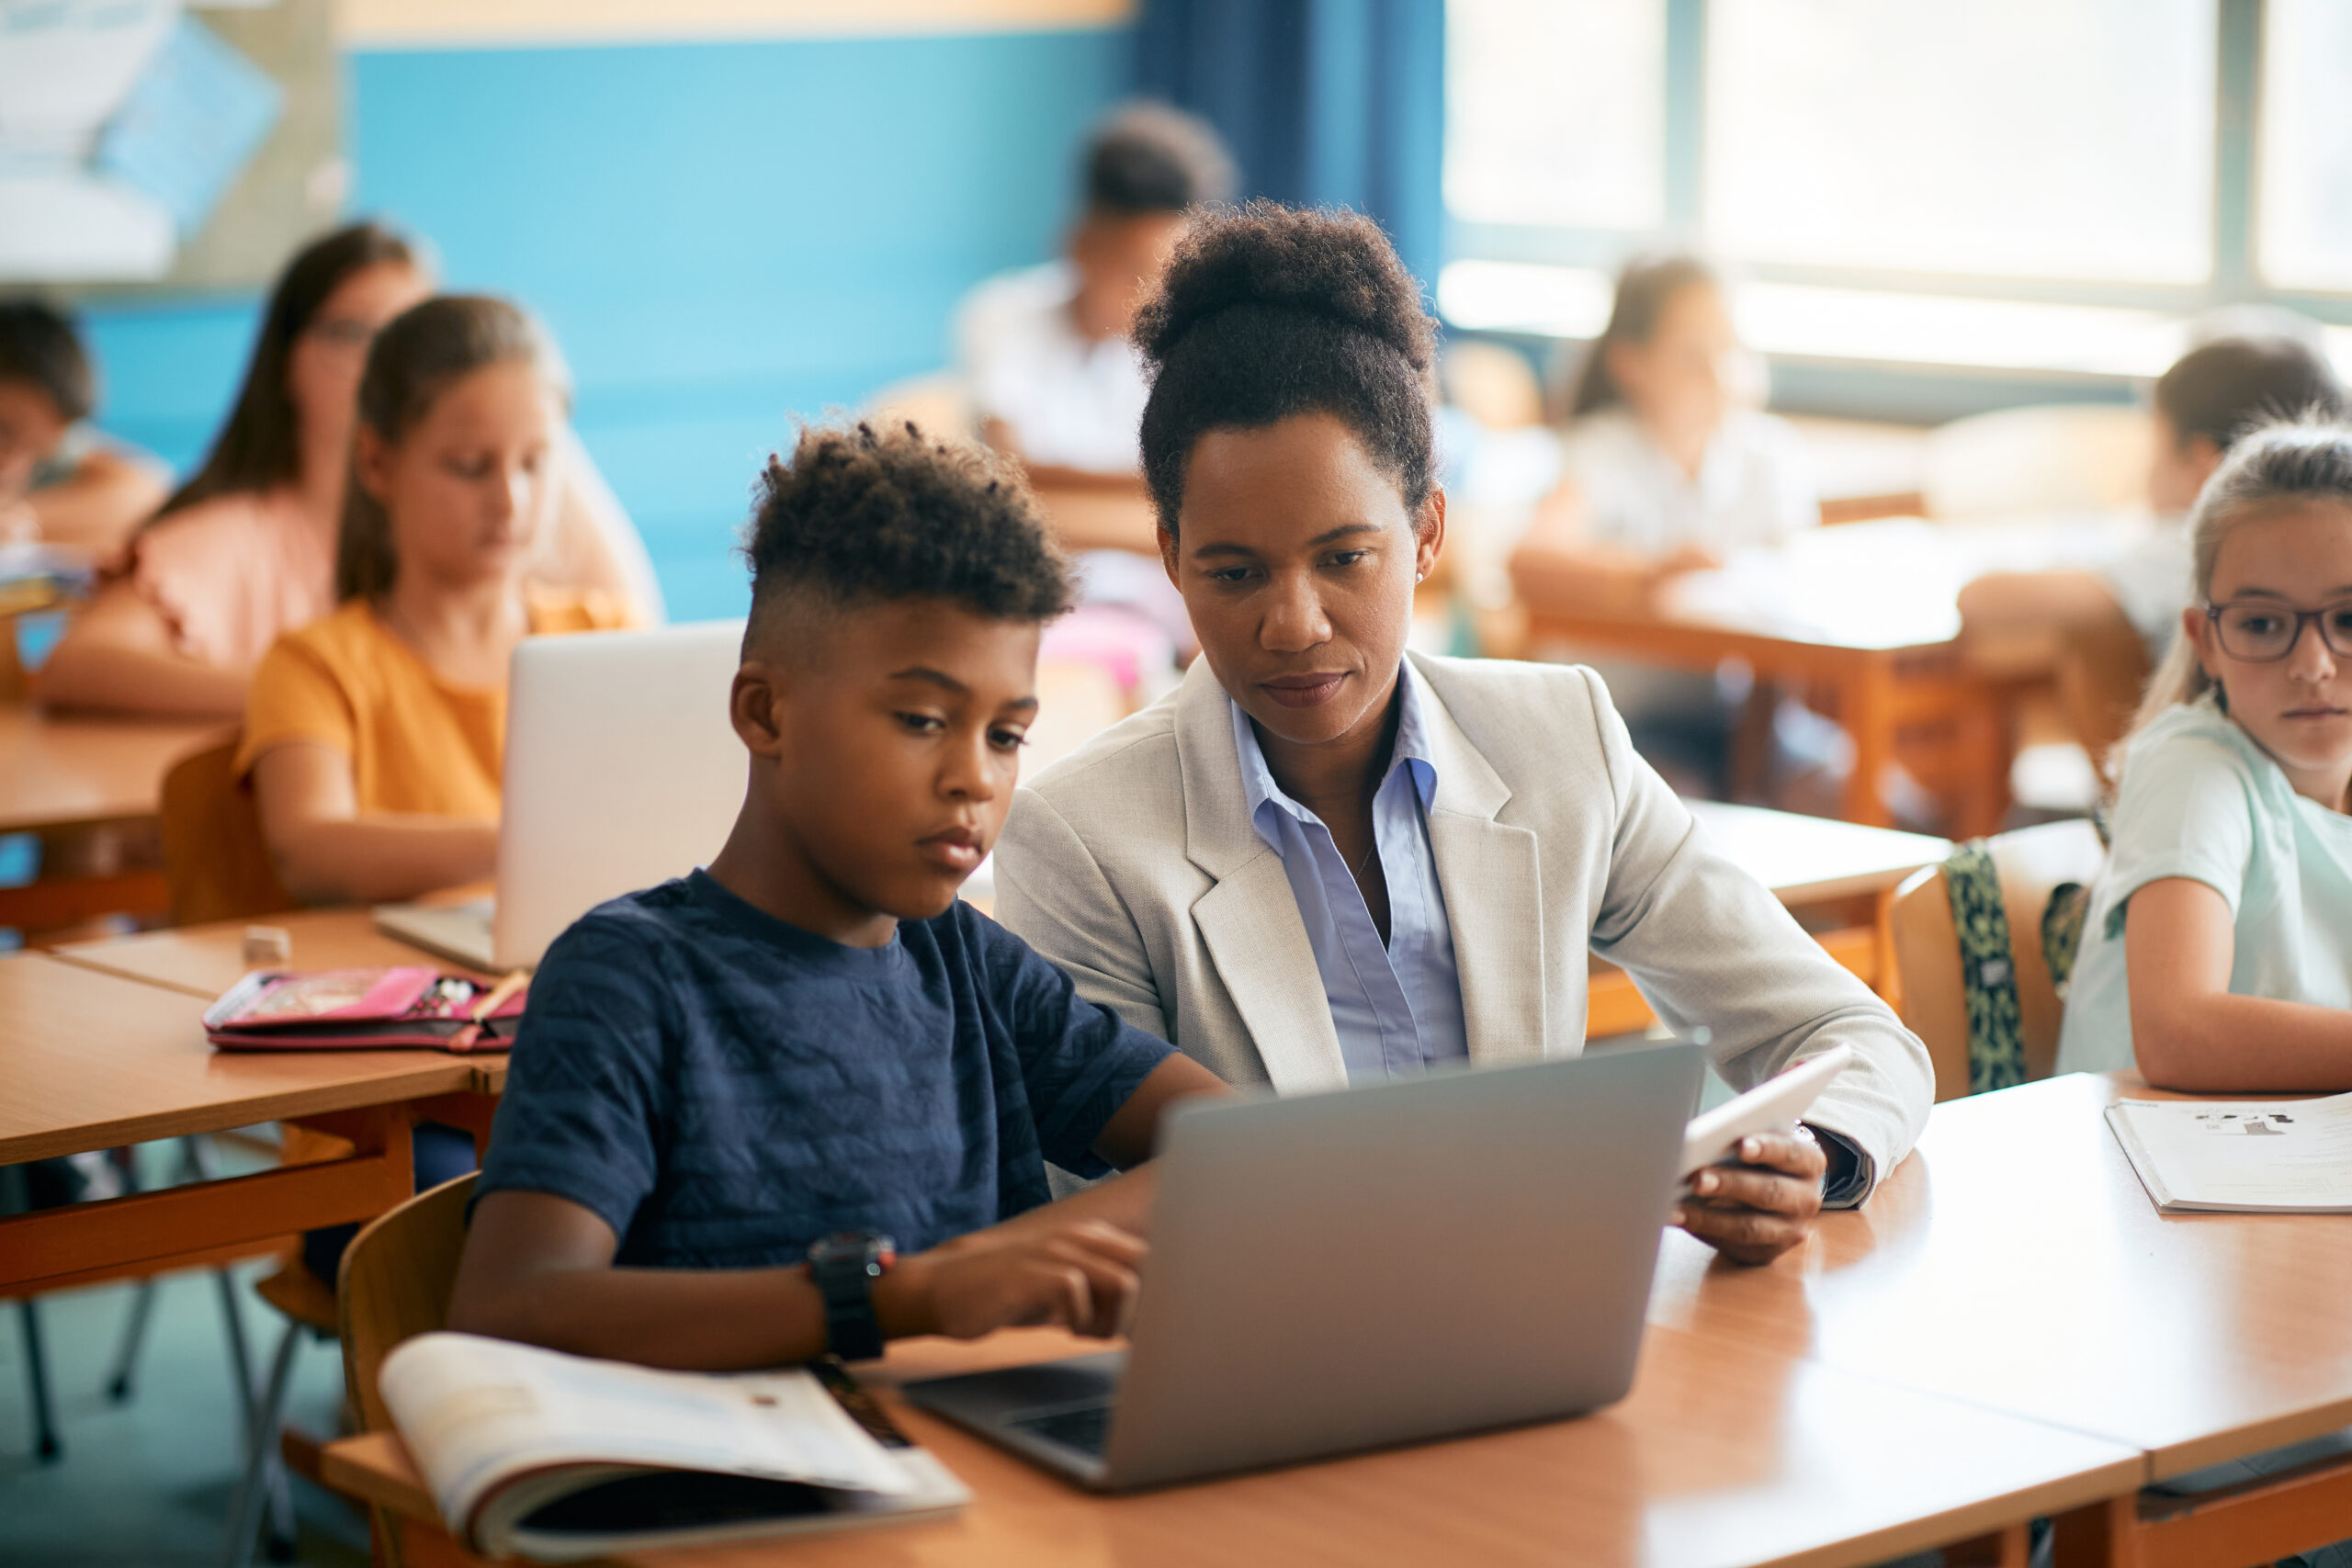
[1135,200,1439,532]
[741,422,1073,655]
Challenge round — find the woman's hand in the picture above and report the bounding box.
[1675,1127,1825,1265]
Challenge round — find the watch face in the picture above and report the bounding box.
[809,1230,897,1268]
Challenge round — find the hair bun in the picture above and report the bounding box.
[1135,200,1434,377]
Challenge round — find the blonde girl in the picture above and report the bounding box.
[238,296,628,906]
[2056,420,2352,1087]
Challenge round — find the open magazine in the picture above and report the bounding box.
[2106,1090,2352,1213]
[378,1333,968,1562]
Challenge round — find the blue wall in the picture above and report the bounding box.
[78,26,1135,621]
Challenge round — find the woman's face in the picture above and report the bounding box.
[1605,282,1745,450]
[1161,411,1442,755]
[285,261,431,468]
[356,360,563,592]
[2188,500,2352,806]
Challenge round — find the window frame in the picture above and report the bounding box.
[1444,0,2352,328]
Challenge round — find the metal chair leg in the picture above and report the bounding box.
[220,1320,303,1568]
[106,1278,161,1403]
[17,1297,61,1462]
[214,1268,256,1427]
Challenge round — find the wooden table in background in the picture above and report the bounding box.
[1648,1072,2352,1566]
[0,953,496,1293]
[1585,801,1948,1038]
[0,704,228,934]
[322,1322,2141,1568]
[1516,517,2140,834]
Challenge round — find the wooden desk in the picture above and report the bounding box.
[1648,1072,2352,1563]
[1517,517,2138,832]
[1585,803,1948,1037]
[0,952,495,1292]
[322,1324,2141,1568]
[0,704,228,932]
[51,905,496,1001]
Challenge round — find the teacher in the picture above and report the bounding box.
[993,203,1932,1264]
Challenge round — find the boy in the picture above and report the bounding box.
[1957,332,2343,764]
[954,102,1234,550]
[0,299,165,549]
[449,424,1227,1370]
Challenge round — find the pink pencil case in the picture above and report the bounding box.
[204,967,526,1054]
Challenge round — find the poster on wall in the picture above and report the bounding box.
[0,0,340,291]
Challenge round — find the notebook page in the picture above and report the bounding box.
[2111,1092,2352,1209]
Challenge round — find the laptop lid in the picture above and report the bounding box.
[491,621,748,970]
[1100,1045,1702,1490]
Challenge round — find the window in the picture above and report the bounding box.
[1442,0,1665,233]
[1704,0,2214,286]
[2258,0,2352,292]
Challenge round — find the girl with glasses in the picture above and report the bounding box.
[2057,420,2352,1087]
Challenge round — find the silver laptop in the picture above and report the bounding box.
[374,620,748,972]
[903,1044,1702,1492]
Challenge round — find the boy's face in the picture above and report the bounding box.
[0,378,69,503]
[737,599,1043,932]
[2148,414,2222,516]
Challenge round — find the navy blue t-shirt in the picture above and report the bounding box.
[476,871,1175,1269]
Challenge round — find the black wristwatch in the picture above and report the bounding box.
[806,1230,896,1361]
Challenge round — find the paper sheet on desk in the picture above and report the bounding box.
[2107,1091,2352,1213]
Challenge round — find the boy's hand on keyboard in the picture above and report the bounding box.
[879,1218,1147,1341]
[1673,1128,1825,1266]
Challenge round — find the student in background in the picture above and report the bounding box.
[1508,255,1816,792]
[0,299,167,550]
[35,221,659,719]
[238,296,628,908]
[2056,420,2352,1089]
[957,101,1235,514]
[448,423,1227,1370]
[1959,335,2344,765]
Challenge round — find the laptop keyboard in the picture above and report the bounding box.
[1010,1402,1115,1456]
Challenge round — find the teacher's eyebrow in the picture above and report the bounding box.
[1191,523,1386,558]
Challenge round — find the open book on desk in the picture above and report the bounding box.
[2106,1090,2352,1213]
[379,1332,967,1562]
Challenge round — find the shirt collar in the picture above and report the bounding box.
[1230,662,1439,849]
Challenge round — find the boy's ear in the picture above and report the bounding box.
[728,660,789,759]
[1158,524,1180,589]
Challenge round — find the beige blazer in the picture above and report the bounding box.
[995,651,1932,1195]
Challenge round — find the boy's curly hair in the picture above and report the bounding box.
[742,423,1073,647]
[1135,200,1439,531]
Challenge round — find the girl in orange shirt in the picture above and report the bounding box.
[239,295,627,905]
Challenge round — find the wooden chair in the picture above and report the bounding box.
[330,1173,480,1568]
[1886,819,2107,1100]
[159,739,295,928]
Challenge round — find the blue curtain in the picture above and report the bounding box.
[1135,0,1446,298]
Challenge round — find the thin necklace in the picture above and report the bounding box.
[1347,837,1378,879]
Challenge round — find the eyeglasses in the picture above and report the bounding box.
[2204,598,2352,662]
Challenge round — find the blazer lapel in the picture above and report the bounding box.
[1174,663,1349,1093]
[1412,656,1550,1066]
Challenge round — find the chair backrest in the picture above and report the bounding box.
[1888,819,2107,1100]
[339,1172,477,1435]
[158,739,294,926]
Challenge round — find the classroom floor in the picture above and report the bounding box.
[0,1180,369,1568]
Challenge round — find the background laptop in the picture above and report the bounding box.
[903,1044,1702,1492]
[375,620,748,972]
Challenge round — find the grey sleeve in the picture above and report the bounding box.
[1577,667,1933,1198]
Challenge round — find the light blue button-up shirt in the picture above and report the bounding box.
[1230,664,1471,1083]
